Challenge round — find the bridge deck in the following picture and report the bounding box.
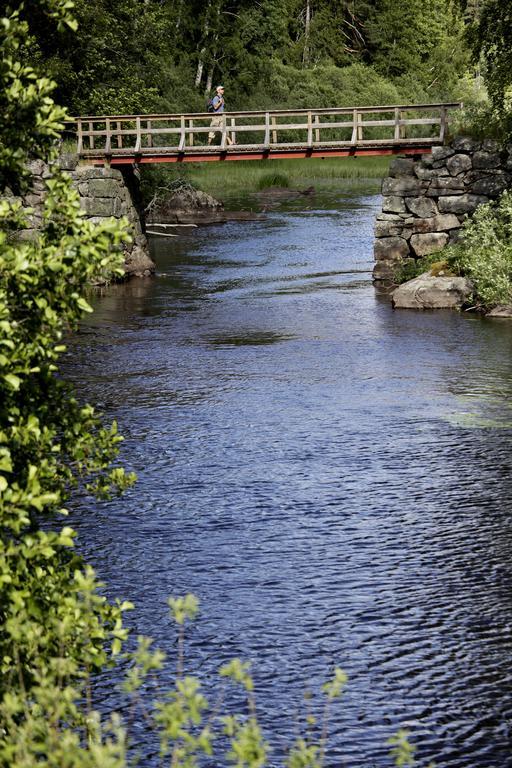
[73,102,463,165]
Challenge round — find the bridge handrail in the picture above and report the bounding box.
[71,102,463,121]
[72,102,463,159]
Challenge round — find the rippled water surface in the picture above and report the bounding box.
[66,185,512,767]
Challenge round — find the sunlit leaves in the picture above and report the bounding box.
[446,190,512,307]
[0,3,135,762]
[168,593,200,625]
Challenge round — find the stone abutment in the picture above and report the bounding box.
[373,136,512,282]
[7,154,155,279]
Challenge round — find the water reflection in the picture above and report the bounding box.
[65,189,512,768]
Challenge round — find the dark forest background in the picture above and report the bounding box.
[19,0,498,118]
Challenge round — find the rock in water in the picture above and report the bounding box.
[392,272,473,310]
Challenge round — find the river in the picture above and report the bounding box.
[65,184,512,767]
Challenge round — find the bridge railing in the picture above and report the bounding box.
[74,103,463,158]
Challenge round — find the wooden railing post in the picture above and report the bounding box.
[271,115,277,144]
[307,111,313,147]
[439,106,447,142]
[88,121,94,150]
[394,107,400,141]
[134,116,141,152]
[357,111,363,141]
[117,121,123,148]
[220,115,227,150]
[264,112,270,147]
[105,118,112,153]
[314,114,320,143]
[77,120,83,154]
[179,115,186,152]
[188,119,194,147]
[230,117,236,145]
[399,110,406,139]
[147,119,153,148]
[351,110,358,144]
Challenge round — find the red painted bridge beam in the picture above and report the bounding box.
[90,146,432,166]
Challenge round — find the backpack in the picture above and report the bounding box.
[207,97,215,113]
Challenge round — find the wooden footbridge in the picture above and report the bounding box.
[74,102,463,165]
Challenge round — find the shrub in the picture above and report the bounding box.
[447,191,512,308]
[394,253,453,284]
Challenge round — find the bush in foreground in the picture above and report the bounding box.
[395,191,512,311]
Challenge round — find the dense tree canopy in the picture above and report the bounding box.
[16,0,475,116]
[463,0,512,123]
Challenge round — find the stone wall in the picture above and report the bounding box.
[373,136,512,282]
[7,155,155,279]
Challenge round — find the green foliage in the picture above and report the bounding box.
[184,157,389,202]
[0,11,67,191]
[0,0,135,757]
[387,729,417,767]
[446,191,512,308]
[366,0,467,92]
[23,0,171,115]
[243,61,406,111]
[464,0,512,135]
[19,0,471,118]
[449,101,507,142]
[394,253,455,284]
[396,191,512,310]
[387,729,435,768]
[168,593,200,625]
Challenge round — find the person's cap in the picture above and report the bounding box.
[216,85,224,91]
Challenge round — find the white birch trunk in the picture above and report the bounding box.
[302,0,311,67]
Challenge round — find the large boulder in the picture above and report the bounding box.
[469,172,509,198]
[451,136,481,153]
[472,150,501,170]
[392,272,473,310]
[124,244,155,278]
[411,214,461,234]
[146,182,224,224]
[431,146,455,162]
[487,305,512,318]
[373,259,398,282]
[382,195,407,213]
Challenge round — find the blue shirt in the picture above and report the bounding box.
[212,95,225,113]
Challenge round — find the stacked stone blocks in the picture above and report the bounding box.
[373,136,512,282]
[5,155,154,278]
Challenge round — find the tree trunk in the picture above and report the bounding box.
[174,0,184,35]
[302,0,311,67]
[206,61,215,94]
[195,50,206,88]
[195,0,212,88]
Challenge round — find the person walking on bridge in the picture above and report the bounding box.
[207,85,233,146]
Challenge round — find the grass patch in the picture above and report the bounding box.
[186,156,390,197]
[256,172,290,189]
